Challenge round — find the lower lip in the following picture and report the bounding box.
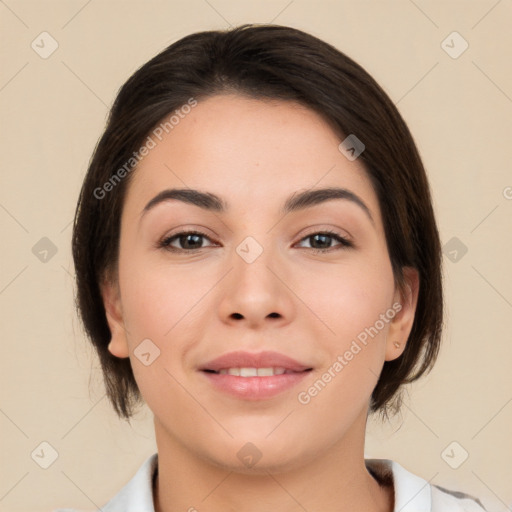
[201,371,310,400]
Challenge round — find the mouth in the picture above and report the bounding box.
[203,367,310,377]
[199,351,313,400]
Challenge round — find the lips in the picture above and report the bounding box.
[199,351,312,400]
[200,350,312,373]
[217,367,289,376]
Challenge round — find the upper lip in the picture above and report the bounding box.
[200,351,312,372]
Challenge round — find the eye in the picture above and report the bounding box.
[295,230,353,253]
[157,229,353,253]
[158,230,217,252]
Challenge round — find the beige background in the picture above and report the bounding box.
[1,1,511,511]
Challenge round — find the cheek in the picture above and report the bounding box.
[297,253,395,402]
[118,247,205,340]
[304,255,395,344]
[117,255,201,414]
[296,275,393,419]
[117,248,218,401]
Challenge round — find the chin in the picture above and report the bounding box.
[193,429,321,476]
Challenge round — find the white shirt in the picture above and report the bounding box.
[55,453,486,512]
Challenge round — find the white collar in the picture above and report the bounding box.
[366,458,431,511]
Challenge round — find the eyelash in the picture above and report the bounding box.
[157,229,353,254]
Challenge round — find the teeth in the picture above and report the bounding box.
[217,367,288,377]
[240,367,258,377]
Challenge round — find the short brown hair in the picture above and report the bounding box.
[72,24,443,419]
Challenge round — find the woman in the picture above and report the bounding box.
[58,24,486,512]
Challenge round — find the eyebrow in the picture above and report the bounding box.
[141,187,374,224]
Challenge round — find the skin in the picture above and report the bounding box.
[101,94,419,512]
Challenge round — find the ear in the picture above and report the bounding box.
[100,278,130,359]
[385,266,420,361]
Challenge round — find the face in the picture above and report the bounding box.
[102,94,418,472]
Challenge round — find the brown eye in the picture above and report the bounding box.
[159,231,216,252]
[296,231,353,252]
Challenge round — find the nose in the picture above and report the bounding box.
[217,239,295,329]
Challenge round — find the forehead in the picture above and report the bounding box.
[124,94,382,225]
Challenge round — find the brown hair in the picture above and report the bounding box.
[72,23,443,419]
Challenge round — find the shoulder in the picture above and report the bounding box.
[53,453,158,512]
[365,458,487,512]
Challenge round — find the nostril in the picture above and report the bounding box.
[231,313,243,319]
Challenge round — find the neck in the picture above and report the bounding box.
[153,411,393,512]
